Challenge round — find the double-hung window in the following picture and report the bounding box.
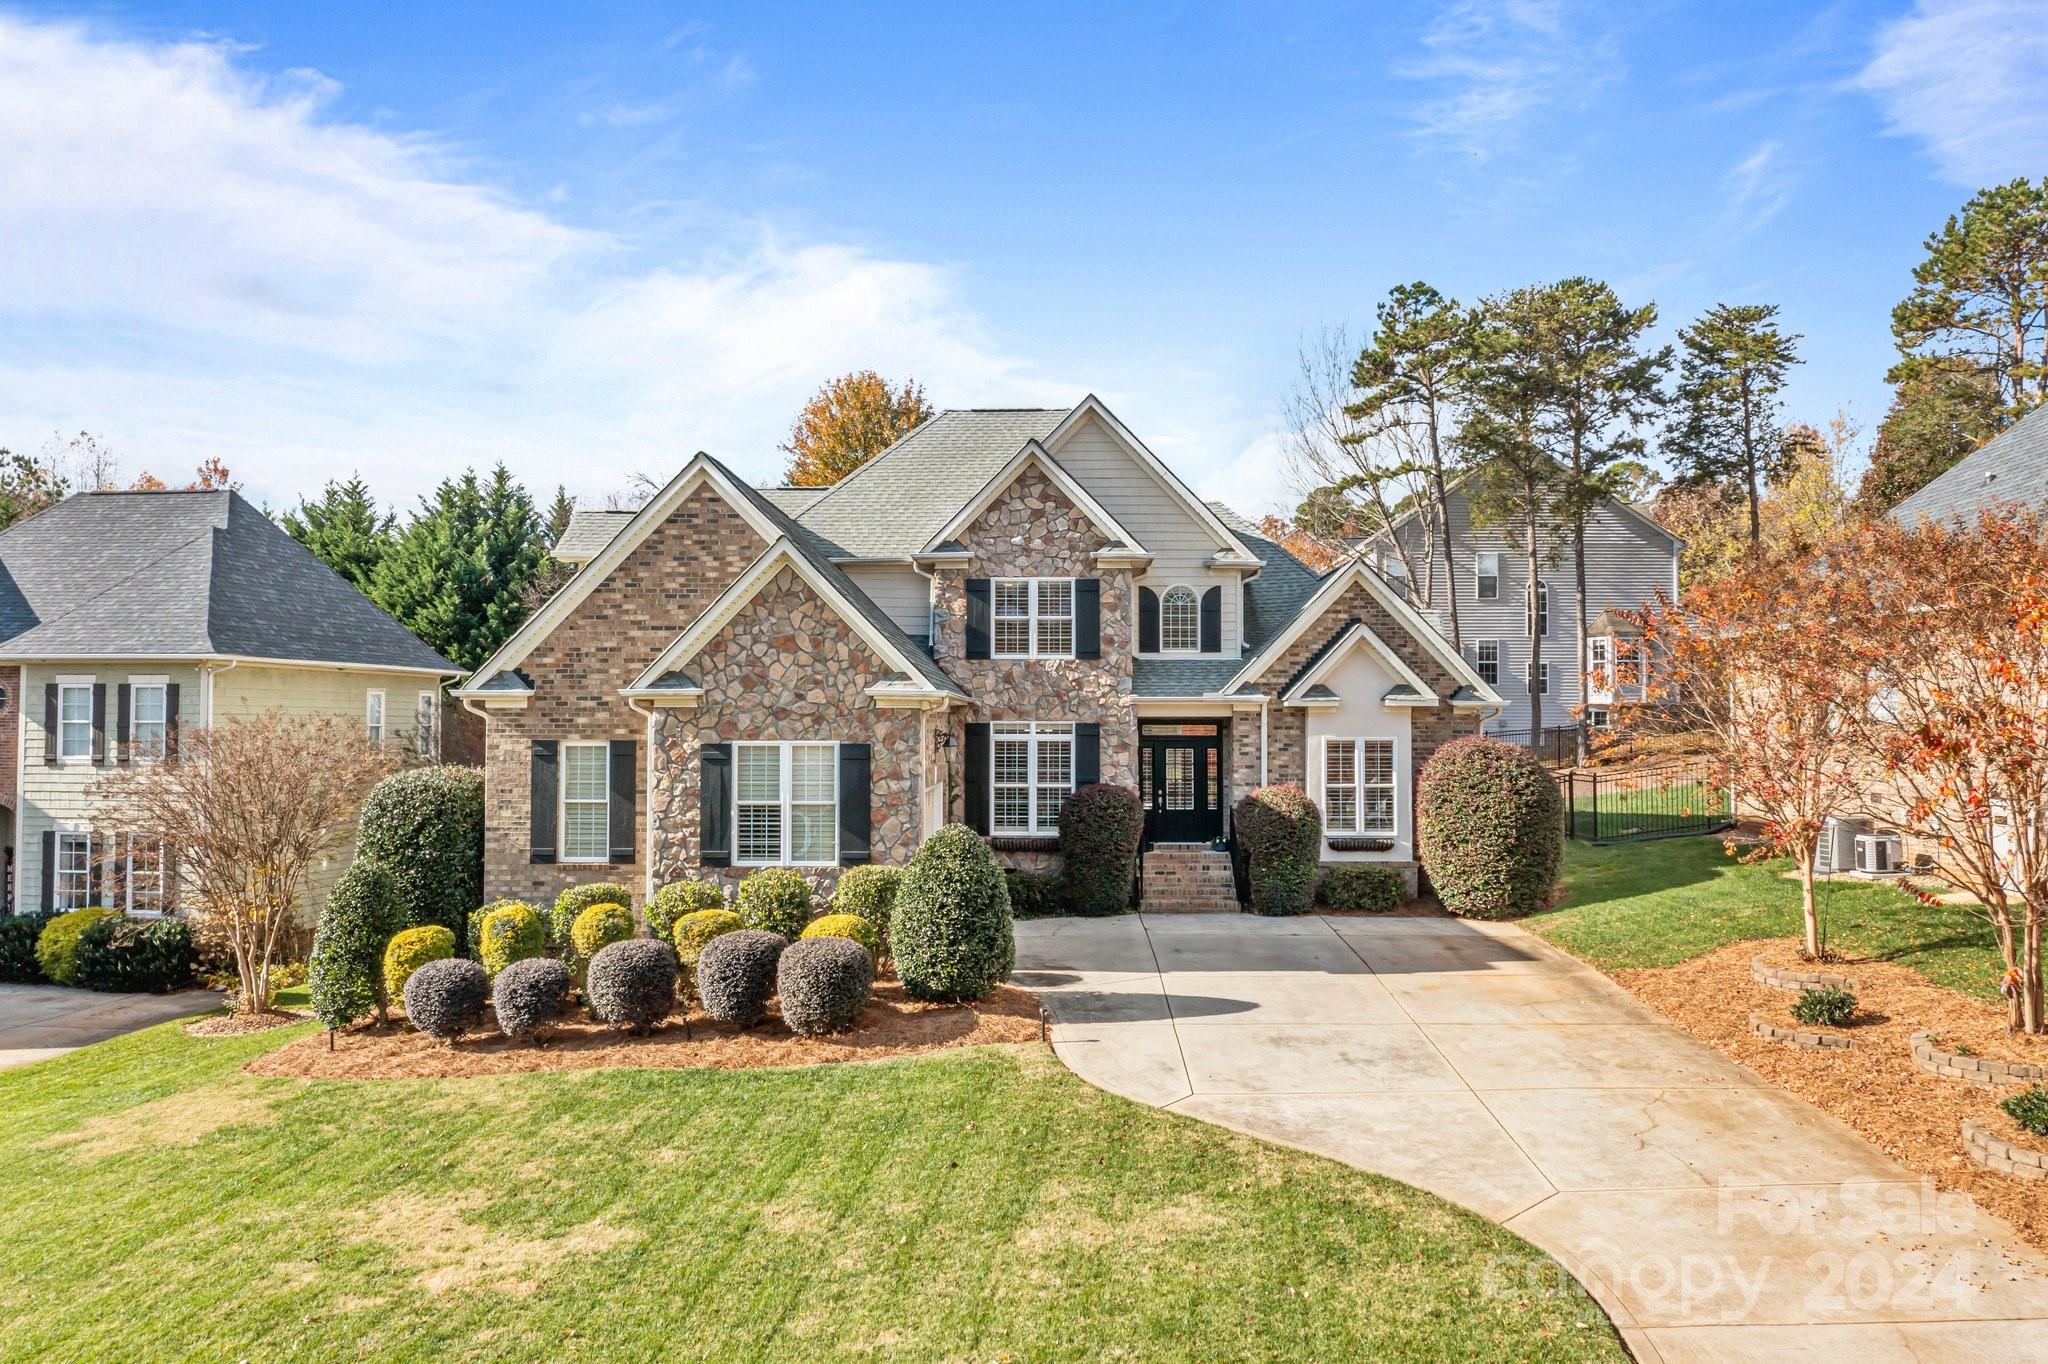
[131,680,168,761]
[57,682,92,762]
[1530,660,1551,693]
[365,689,386,745]
[993,578,1074,658]
[415,691,438,760]
[123,835,168,915]
[1324,739,1397,836]
[1158,586,1200,652]
[991,722,1073,835]
[1474,552,1500,600]
[735,741,837,866]
[560,742,611,863]
[53,831,92,910]
[1589,636,1609,678]
[1474,640,1501,687]
[1531,581,1549,636]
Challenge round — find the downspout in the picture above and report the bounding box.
[625,695,658,905]
[1259,696,1269,788]
[202,657,239,728]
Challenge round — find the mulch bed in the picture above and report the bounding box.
[1985,1108,2048,1162]
[185,1009,308,1038]
[246,982,1043,1081]
[1595,937,2048,1253]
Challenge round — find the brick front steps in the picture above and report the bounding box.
[1140,845,1241,914]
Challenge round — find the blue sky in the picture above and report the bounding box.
[2,1,2045,518]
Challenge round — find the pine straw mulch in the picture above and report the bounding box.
[185,1009,308,1038]
[245,982,1044,1081]
[1599,937,2048,1253]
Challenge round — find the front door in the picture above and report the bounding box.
[1141,734,1222,844]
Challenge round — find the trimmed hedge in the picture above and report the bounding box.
[1415,736,1563,920]
[1004,869,1065,921]
[74,915,196,993]
[695,929,786,1028]
[550,883,633,950]
[402,957,489,1043]
[892,824,1013,1002]
[737,868,814,938]
[671,908,745,969]
[1059,783,1142,915]
[648,880,725,945]
[831,865,901,943]
[311,860,405,1028]
[777,936,874,1036]
[1234,786,1322,916]
[383,925,455,1005]
[585,939,679,1035]
[478,902,545,979]
[356,766,484,942]
[800,913,880,958]
[493,957,572,1044]
[0,910,57,983]
[35,907,119,987]
[1320,864,1406,913]
[569,903,634,962]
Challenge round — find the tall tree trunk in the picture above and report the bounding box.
[1741,382,1761,548]
[2026,909,2045,1035]
[1797,847,1821,959]
[1433,467,1462,651]
[1525,474,1543,753]
[1572,510,1590,766]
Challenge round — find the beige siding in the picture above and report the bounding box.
[841,564,932,641]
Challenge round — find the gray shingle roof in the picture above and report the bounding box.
[1892,405,2048,524]
[553,509,636,562]
[0,491,456,672]
[1130,656,1248,697]
[1126,510,1326,697]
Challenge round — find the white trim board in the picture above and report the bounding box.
[1279,621,1438,709]
[1041,395,1262,567]
[923,440,1150,557]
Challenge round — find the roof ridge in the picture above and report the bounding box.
[797,401,1078,521]
[14,521,221,644]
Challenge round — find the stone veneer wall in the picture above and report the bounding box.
[648,566,926,901]
[483,485,768,907]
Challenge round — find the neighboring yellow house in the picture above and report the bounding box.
[0,489,461,917]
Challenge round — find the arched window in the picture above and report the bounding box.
[1160,586,1200,652]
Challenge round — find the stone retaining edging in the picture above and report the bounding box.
[1750,954,1858,992]
[1911,1030,2048,1087]
[1750,1011,1855,1050]
[1963,1117,2048,1181]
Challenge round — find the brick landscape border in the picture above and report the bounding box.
[1962,1117,2048,1181]
[1750,954,1858,992]
[1911,1030,2048,1087]
[1749,1011,1855,1050]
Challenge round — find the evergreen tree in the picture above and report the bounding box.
[283,477,393,594]
[371,465,547,671]
[544,484,575,546]
[0,449,66,532]
[1852,358,2001,517]
[1665,303,1801,548]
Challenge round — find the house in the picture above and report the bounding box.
[0,490,461,915]
[1892,403,2048,526]
[1357,477,1680,737]
[455,396,1506,906]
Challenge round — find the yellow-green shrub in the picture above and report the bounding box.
[671,908,744,968]
[648,880,725,944]
[35,907,119,987]
[569,903,634,961]
[478,902,545,978]
[800,913,880,958]
[382,925,455,1004]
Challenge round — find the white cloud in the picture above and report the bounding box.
[1856,0,2048,185]
[1401,0,1619,160]
[1722,139,1790,232]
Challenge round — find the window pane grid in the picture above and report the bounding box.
[1325,739,1398,836]
[133,684,167,760]
[1159,586,1200,652]
[562,744,610,861]
[990,722,1073,834]
[991,578,1075,658]
[59,685,90,759]
[735,742,838,866]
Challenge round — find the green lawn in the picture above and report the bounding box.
[1532,836,2005,999]
[0,1022,1619,1363]
[1565,779,1731,841]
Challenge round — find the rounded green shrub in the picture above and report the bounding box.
[1233,786,1322,916]
[493,957,571,1044]
[1320,864,1406,913]
[478,902,545,979]
[311,859,405,1028]
[383,924,455,1005]
[695,929,786,1028]
[550,883,633,949]
[466,897,537,958]
[671,908,745,969]
[569,903,634,961]
[648,880,725,944]
[35,907,119,987]
[778,936,874,1035]
[892,824,1013,1002]
[736,868,814,938]
[74,916,196,993]
[0,909,57,983]
[2003,1085,2048,1138]
[1415,737,1563,919]
[831,865,901,939]
[1792,985,1857,1028]
[800,913,880,958]
[402,957,489,1043]
[355,766,484,941]
[586,939,679,1034]
[1058,783,1142,915]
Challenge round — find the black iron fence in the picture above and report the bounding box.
[1485,725,1620,768]
[1557,761,1733,843]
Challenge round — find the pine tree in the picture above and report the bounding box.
[371,465,547,671]
[1852,359,2001,517]
[0,449,66,533]
[283,477,393,595]
[544,484,575,546]
[1665,304,1801,548]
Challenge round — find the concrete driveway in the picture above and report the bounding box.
[1016,912,2048,1364]
[0,983,220,1071]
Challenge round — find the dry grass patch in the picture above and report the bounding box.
[345,1190,641,1296]
[1013,1182,1228,1254]
[39,1081,281,1159]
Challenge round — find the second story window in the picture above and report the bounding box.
[994,578,1074,658]
[1475,552,1500,600]
[131,681,168,761]
[1159,586,1200,652]
[58,682,92,761]
[1474,639,1501,686]
[415,691,437,760]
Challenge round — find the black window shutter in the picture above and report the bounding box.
[964,723,990,834]
[1139,587,1161,653]
[165,846,180,912]
[39,830,54,910]
[965,579,992,659]
[87,834,102,907]
[607,739,636,865]
[529,740,559,865]
[701,743,732,867]
[90,684,106,764]
[116,684,131,764]
[109,836,128,912]
[1074,722,1100,788]
[838,742,872,865]
[164,683,180,757]
[42,684,56,767]
[1200,586,1222,653]
[1075,578,1101,659]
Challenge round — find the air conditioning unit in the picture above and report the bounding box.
[1854,832,1904,876]
[1815,817,1867,875]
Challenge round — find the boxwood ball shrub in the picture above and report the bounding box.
[466,897,538,958]
[402,957,490,1043]
[1415,736,1563,920]
[311,859,405,1028]
[1059,783,1142,915]
[737,867,814,938]
[694,929,786,1028]
[585,939,680,1035]
[355,765,484,942]
[35,907,119,987]
[383,924,455,1005]
[831,864,901,941]
[569,903,635,962]
[2004,1085,2048,1138]
[477,902,545,979]
[777,936,875,1036]
[74,915,197,993]
[492,957,572,1044]
[671,908,745,970]
[892,824,1013,1002]
[800,912,880,958]
[1792,985,1858,1028]
[0,909,57,983]
[550,883,634,949]
[648,880,725,945]
[1320,864,1406,913]
[1233,786,1322,916]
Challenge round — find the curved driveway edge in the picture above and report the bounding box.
[0,983,220,1071]
[1016,912,2048,1364]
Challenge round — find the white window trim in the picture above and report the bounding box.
[1531,581,1549,636]
[415,690,438,760]
[128,675,169,764]
[365,689,386,745]
[560,740,612,865]
[55,675,93,766]
[1474,552,1500,601]
[1473,639,1501,687]
[992,577,1076,660]
[1155,584,1204,655]
[1318,737,1402,840]
[52,827,93,911]
[121,833,169,917]
[733,740,839,868]
[990,721,1075,836]
[1527,659,1551,694]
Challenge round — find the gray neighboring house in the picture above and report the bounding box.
[0,490,460,917]
[1358,477,1681,737]
[1892,404,2048,524]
